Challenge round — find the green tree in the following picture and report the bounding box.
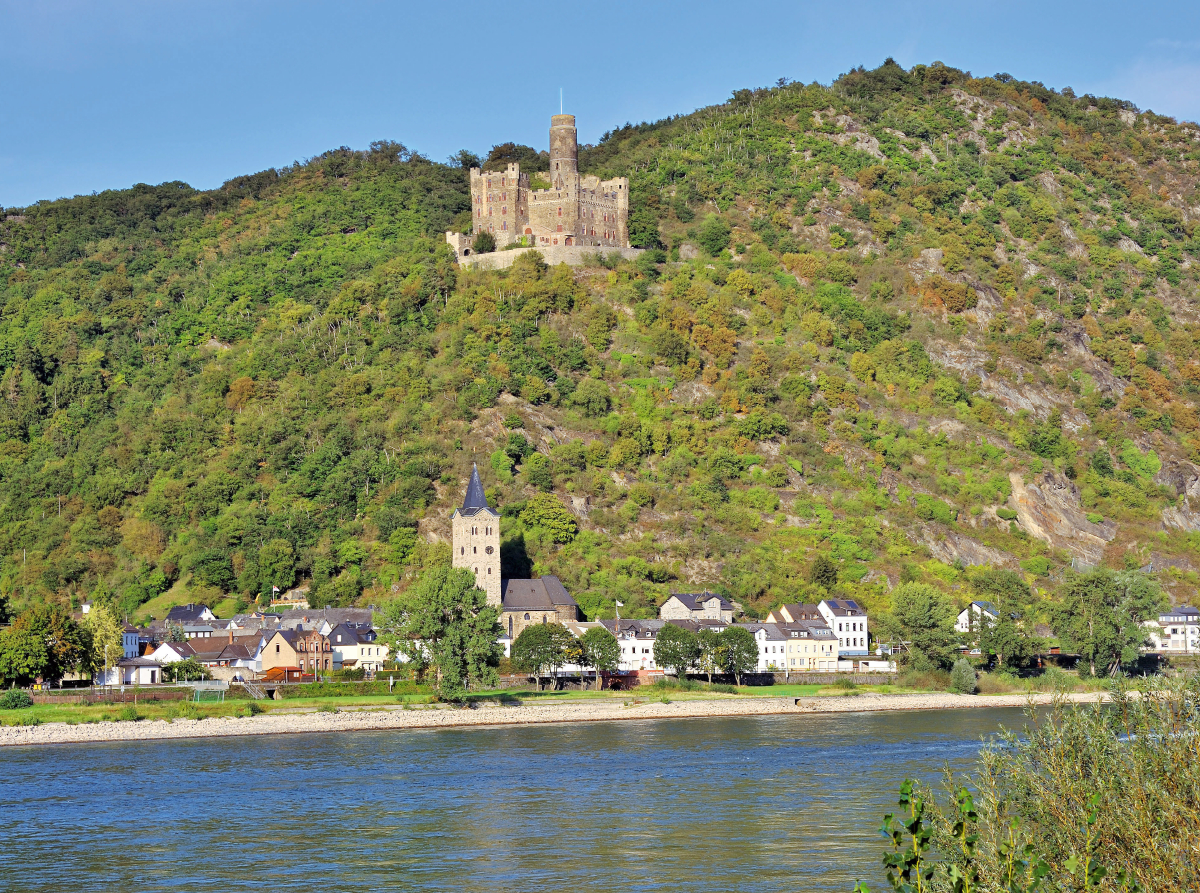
[510,622,576,690]
[1,605,84,685]
[579,626,620,690]
[377,567,501,702]
[697,214,732,255]
[696,627,723,683]
[654,623,700,677]
[161,657,209,682]
[808,554,839,591]
[1051,569,1165,677]
[258,538,297,591]
[877,582,960,671]
[719,626,759,686]
[949,658,976,693]
[473,231,496,253]
[79,603,125,678]
[970,568,1038,669]
[519,494,578,543]
[569,378,611,417]
[0,625,48,687]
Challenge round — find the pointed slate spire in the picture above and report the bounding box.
[461,463,490,513]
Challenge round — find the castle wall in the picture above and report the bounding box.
[453,114,633,257]
[457,245,643,270]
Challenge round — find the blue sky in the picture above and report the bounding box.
[3,0,1199,208]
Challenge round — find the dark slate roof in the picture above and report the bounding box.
[117,657,162,668]
[822,598,865,616]
[601,619,666,638]
[277,607,373,627]
[669,592,733,612]
[501,576,579,611]
[166,603,212,623]
[778,603,822,622]
[457,464,498,517]
[970,600,999,614]
[328,623,365,646]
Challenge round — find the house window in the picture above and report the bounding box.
[524,613,530,620]
[275,644,280,654]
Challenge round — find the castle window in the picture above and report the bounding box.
[460,547,464,555]
[502,206,506,214]
[557,225,563,232]
[488,567,491,574]
[524,613,530,620]
[473,547,477,554]
[558,207,562,216]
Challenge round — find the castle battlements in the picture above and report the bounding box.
[447,114,635,264]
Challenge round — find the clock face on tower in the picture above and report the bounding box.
[485,546,494,554]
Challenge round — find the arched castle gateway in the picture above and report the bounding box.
[452,465,581,643]
[446,114,638,265]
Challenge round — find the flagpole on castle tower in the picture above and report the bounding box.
[560,87,562,115]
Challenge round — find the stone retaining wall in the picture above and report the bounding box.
[31,687,191,705]
[458,245,643,270]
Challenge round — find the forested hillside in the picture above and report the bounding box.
[2,59,1200,629]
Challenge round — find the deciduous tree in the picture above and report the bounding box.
[1051,569,1164,677]
[654,623,700,678]
[719,626,759,686]
[877,583,959,671]
[378,567,501,702]
[579,626,620,690]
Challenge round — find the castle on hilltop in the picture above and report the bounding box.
[447,114,634,262]
[452,465,580,643]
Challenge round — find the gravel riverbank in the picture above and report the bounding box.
[0,691,1105,748]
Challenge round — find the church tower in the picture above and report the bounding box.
[451,465,501,607]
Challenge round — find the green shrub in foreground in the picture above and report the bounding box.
[0,690,33,710]
[854,676,1200,892]
[949,659,977,694]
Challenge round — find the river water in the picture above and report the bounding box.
[0,707,1033,892]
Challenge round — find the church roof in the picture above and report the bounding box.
[457,464,498,518]
[501,576,579,611]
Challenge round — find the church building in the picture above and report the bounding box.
[452,466,581,642]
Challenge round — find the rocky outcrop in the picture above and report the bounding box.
[916,524,1020,569]
[1161,501,1200,532]
[1155,459,1200,499]
[1154,460,1200,531]
[1008,470,1116,565]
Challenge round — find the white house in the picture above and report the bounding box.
[328,623,390,673]
[121,624,141,659]
[602,620,665,671]
[740,622,788,672]
[95,657,163,686]
[956,601,1000,635]
[1144,606,1200,654]
[819,599,870,656]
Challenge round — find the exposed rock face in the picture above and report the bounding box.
[1155,459,1200,499]
[917,524,1020,569]
[1008,470,1116,565]
[1162,501,1200,532]
[1154,460,1200,531]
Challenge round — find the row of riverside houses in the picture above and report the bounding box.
[450,469,894,679]
[596,595,891,676]
[86,602,390,686]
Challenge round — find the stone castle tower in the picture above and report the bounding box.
[449,114,631,255]
[451,465,501,607]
